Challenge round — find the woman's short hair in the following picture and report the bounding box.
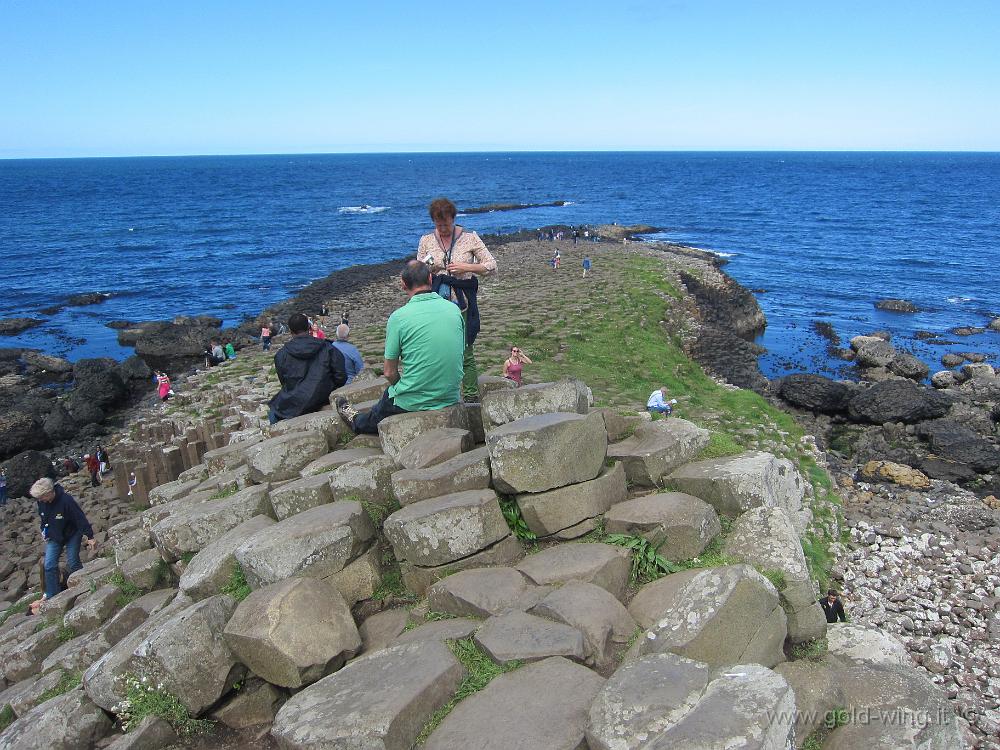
[429,198,457,222]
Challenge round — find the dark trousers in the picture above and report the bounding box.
[352,389,409,435]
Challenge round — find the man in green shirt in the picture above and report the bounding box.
[337,260,464,434]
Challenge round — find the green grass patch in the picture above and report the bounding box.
[698,431,744,459]
[180,551,197,564]
[37,670,82,703]
[801,706,849,749]
[117,672,215,736]
[759,569,787,591]
[108,571,142,608]
[371,564,415,602]
[789,637,828,663]
[0,705,14,733]
[361,498,400,529]
[57,622,77,643]
[604,533,679,584]
[220,564,251,602]
[416,639,522,744]
[498,498,537,542]
[209,485,239,500]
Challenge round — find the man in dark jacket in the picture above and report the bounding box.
[30,477,96,601]
[268,312,347,424]
[820,589,848,623]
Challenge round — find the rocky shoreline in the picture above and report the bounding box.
[0,225,996,747]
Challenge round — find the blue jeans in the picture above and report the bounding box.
[44,532,83,598]
[351,390,409,435]
[648,405,672,416]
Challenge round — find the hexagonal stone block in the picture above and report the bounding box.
[427,567,534,619]
[149,485,274,562]
[1,625,62,682]
[148,478,202,506]
[269,473,334,520]
[475,610,585,665]
[132,595,242,716]
[266,409,347,449]
[604,491,721,561]
[517,462,627,538]
[391,446,491,507]
[424,656,604,750]
[234,502,375,589]
[401,536,525,597]
[530,581,637,675]
[394,618,480,647]
[487,411,607,494]
[64,584,120,634]
[587,653,710,750]
[480,379,589,429]
[607,419,709,488]
[0,689,112,749]
[178,515,276,600]
[203,436,262,473]
[224,577,360,689]
[41,628,112,675]
[119,548,166,592]
[516,543,631,602]
[724,505,826,644]
[628,565,786,669]
[299,447,381,477]
[327,454,398,505]
[668,451,806,520]
[245,431,330,483]
[331,375,391,406]
[377,406,471,461]
[383,489,508,567]
[272,641,465,750]
[825,624,910,668]
[397,427,473,470]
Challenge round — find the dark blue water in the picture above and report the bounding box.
[2,152,998,379]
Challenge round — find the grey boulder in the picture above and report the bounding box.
[607,419,710,487]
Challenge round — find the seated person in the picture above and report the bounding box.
[268,312,347,424]
[337,260,464,434]
[646,386,677,415]
[331,323,365,384]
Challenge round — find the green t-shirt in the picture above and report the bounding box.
[385,292,465,411]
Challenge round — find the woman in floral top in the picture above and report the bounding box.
[416,197,497,400]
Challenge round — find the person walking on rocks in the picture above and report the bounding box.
[0,469,7,507]
[820,589,848,623]
[84,453,101,486]
[261,323,272,352]
[337,260,463,434]
[269,312,347,424]
[96,445,111,475]
[582,256,592,278]
[416,197,497,401]
[155,371,172,403]
[332,323,365,384]
[502,346,532,386]
[30,477,96,602]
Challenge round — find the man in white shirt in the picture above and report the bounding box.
[647,387,676,416]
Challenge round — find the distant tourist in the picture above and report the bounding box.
[582,256,592,278]
[96,445,111,474]
[551,250,561,270]
[646,387,677,416]
[211,340,226,364]
[0,469,7,507]
[155,370,172,403]
[84,453,101,486]
[337,261,463,433]
[416,197,498,401]
[224,342,237,359]
[321,303,329,317]
[127,471,137,498]
[502,346,533,386]
[820,589,848,623]
[261,323,272,351]
[30,478,96,603]
[268,312,347,424]
[332,323,365,384]
[573,229,579,244]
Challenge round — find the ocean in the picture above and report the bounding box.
[1,152,998,379]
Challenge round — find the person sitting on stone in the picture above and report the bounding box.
[820,589,848,623]
[336,260,464,434]
[29,477,96,608]
[331,323,365,384]
[268,312,347,424]
[646,386,677,416]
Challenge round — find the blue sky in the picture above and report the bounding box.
[2,1,998,157]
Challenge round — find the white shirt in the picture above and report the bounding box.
[647,390,669,409]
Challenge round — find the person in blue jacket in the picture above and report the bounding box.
[29,477,96,600]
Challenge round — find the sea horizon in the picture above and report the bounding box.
[2,151,998,380]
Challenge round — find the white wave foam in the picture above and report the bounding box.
[946,296,974,303]
[338,205,389,214]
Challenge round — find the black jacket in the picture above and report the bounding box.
[820,597,847,623]
[433,274,480,346]
[37,484,94,545]
[269,335,347,421]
